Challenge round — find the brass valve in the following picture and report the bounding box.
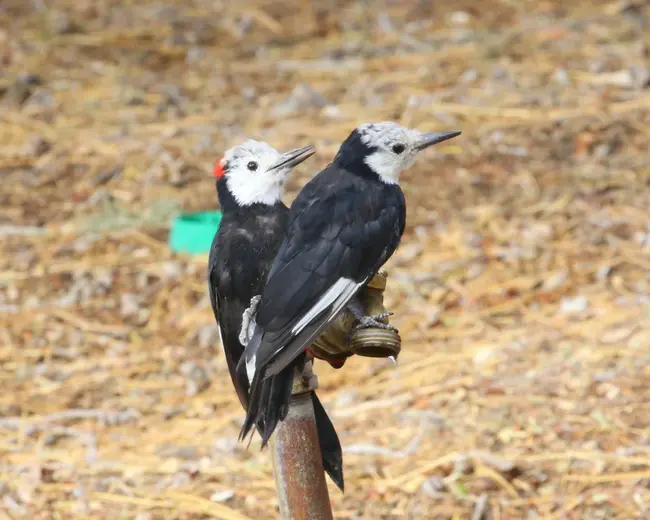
[309,270,401,366]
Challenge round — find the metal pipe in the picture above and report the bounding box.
[269,360,333,520]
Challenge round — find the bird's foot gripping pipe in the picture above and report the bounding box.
[309,270,402,362]
[239,294,261,346]
[353,312,396,331]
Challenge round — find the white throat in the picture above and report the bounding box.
[226,175,283,206]
[364,150,413,185]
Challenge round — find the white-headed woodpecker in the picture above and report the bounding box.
[207,139,344,490]
[239,122,461,444]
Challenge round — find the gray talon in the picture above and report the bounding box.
[354,314,396,331]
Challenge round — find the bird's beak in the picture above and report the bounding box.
[268,145,316,172]
[415,131,462,151]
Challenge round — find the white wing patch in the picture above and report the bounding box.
[264,276,369,375]
[245,353,257,384]
[212,291,226,355]
[291,278,356,334]
[284,276,368,357]
[216,323,225,354]
[319,277,367,330]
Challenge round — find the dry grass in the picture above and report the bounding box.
[1,0,650,518]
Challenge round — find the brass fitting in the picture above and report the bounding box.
[309,270,401,366]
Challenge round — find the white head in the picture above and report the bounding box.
[354,122,461,184]
[214,140,314,206]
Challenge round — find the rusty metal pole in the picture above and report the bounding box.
[269,360,333,520]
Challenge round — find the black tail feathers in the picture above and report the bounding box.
[312,392,344,491]
[239,364,294,447]
[239,358,344,492]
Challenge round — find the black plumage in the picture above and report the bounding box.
[240,129,407,444]
[208,148,344,491]
[240,123,461,445]
[208,183,290,408]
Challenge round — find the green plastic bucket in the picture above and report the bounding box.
[169,211,222,254]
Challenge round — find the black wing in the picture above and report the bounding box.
[239,167,405,447]
[209,209,345,489]
[208,239,251,409]
[252,170,405,376]
[239,168,405,441]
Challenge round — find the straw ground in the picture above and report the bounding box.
[1,1,650,518]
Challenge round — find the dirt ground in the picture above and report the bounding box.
[1,1,650,518]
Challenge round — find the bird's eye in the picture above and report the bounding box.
[392,143,406,155]
[247,161,258,171]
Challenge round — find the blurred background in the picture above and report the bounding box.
[1,1,650,518]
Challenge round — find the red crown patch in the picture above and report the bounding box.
[213,157,225,179]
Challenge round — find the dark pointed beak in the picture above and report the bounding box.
[268,145,315,172]
[415,131,462,151]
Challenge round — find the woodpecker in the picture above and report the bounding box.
[207,139,344,490]
[239,122,461,444]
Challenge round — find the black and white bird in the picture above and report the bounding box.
[207,139,344,490]
[239,122,461,444]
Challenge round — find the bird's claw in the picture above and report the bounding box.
[354,313,396,331]
[239,295,261,346]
